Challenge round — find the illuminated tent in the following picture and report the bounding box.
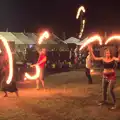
[35,33,68,50]
[0,32,24,44]
[76,37,88,45]
[12,32,35,44]
[65,37,80,44]
[24,33,38,43]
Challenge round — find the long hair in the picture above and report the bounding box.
[104,48,113,58]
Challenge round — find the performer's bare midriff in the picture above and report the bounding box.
[88,45,120,110]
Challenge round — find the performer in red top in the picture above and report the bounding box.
[31,48,47,90]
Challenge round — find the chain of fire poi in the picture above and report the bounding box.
[80,35,102,51]
[0,36,13,84]
[76,6,86,39]
[25,31,49,80]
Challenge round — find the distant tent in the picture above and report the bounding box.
[52,33,66,44]
[35,33,68,50]
[64,37,80,44]
[24,33,37,43]
[76,37,88,45]
[0,32,24,44]
[12,32,35,44]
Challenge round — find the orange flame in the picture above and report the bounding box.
[0,36,13,84]
[80,35,102,50]
[38,31,49,44]
[76,6,85,19]
[76,6,86,39]
[105,35,120,45]
[79,20,85,38]
[25,65,40,80]
[25,31,49,80]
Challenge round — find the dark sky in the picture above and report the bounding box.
[0,0,120,38]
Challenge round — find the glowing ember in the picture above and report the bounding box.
[0,36,13,84]
[24,77,27,80]
[25,65,40,80]
[90,69,94,73]
[105,36,120,45]
[80,35,102,50]
[38,31,49,44]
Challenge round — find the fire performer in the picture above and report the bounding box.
[85,51,93,84]
[1,51,19,97]
[88,45,120,110]
[31,48,47,90]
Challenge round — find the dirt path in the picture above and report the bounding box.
[0,71,120,120]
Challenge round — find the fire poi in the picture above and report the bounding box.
[105,35,120,45]
[76,6,86,39]
[25,31,49,80]
[0,36,13,84]
[80,35,102,51]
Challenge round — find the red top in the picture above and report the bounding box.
[37,53,46,68]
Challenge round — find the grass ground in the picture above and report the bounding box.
[0,70,120,120]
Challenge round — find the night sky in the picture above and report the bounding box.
[0,0,120,38]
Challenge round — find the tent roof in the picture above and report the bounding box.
[12,32,35,44]
[41,38,58,44]
[35,33,63,44]
[76,37,88,45]
[24,33,37,43]
[65,37,80,44]
[52,33,66,44]
[0,32,24,44]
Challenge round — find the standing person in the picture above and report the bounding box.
[74,46,79,69]
[31,48,47,90]
[88,45,120,110]
[1,52,19,97]
[69,48,74,65]
[85,51,93,84]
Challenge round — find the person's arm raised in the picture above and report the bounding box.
[88,45,103,61]
[113,52,120,62]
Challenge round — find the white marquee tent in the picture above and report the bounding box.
[0,32,67,46]
[64,37,80,44]
[0,32,24,44]
[12,32,35,44]
[76,37,88,45]
[24,33,37,43]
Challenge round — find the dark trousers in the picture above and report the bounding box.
[85,68,92,84]
[102,78,116,104]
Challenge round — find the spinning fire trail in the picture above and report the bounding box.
[105,35,120,45]
[76,6,86,39]
[25,31,49,80]
[80,35,102,51]
[0,36,13,84]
